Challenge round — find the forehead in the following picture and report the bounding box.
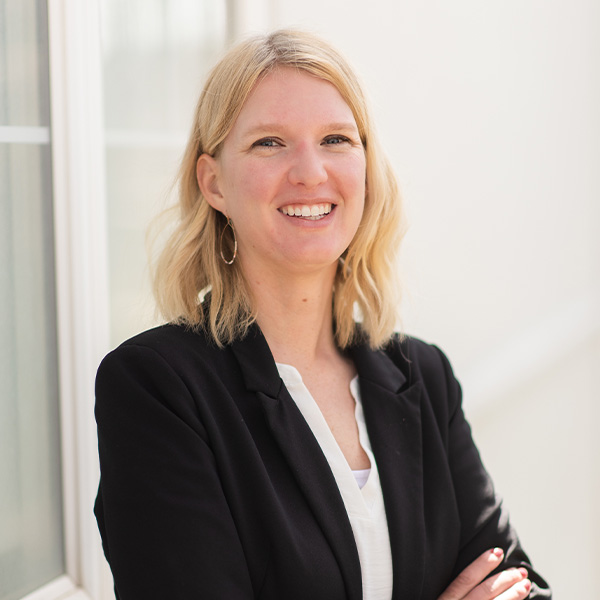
[231,67,357,133]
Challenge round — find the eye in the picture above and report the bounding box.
[252,137,282,148]
[323,135,351,145]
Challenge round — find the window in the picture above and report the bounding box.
[0,1,65,598]
[101,0,227,345]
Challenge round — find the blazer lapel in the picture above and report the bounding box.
[231,328,363,600]
[350,342,426,599]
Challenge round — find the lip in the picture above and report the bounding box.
[278,202,335,218]
[276,198,337,209]
[277,203,337,225]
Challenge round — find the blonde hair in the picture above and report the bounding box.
[153,29,405,348]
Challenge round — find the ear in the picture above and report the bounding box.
[197,153,227,214]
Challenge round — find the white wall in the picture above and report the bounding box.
[235,0,600,597]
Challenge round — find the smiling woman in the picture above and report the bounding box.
[151,30,402,350]
[94,29,552,600]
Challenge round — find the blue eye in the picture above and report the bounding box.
[253,138,280,148]
[324,135,350,145]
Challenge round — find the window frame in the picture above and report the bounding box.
[45,0,112,598]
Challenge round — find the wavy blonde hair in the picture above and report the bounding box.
[153,29,405,348]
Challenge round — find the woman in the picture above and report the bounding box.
[94,30,551,599]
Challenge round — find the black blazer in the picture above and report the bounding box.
[94,323,551,599]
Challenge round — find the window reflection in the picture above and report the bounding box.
[0,3,64,598]
[101,0,227,344]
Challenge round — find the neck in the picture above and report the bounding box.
[244,262,340,369]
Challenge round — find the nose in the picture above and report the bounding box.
[287,143,328,188]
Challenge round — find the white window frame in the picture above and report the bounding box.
[34,0,113,598]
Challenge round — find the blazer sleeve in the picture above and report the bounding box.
[94,344,254,599]
[433,345,552,598]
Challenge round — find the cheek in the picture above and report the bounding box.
[228,161,278,205]
[342,156,367,202]
[344,158,367,229]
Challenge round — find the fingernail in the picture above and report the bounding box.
[518,567,528,579]
[492,547,504,558]
[523,579,531,591]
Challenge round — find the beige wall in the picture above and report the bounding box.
[470,335,599,598]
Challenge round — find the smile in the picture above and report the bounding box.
[278,203,333,220]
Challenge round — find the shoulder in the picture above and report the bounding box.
[96,323,236,394]
[379,334,456,384]
[106,322,226,362]
[94,324,247,438]
[117,322,216,356]
[381,334,463,416]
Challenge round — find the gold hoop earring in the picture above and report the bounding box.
[220,217,237,265]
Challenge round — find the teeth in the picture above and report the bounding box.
[280,203,333,218]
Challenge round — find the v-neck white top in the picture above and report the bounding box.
[277,363,394,600]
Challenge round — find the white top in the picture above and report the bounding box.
[277,363,394,600]
[352,467,372,489]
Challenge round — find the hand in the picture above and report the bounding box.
[438,548,531,600]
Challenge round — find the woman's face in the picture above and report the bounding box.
[198,67,366,279]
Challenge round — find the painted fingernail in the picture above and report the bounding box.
[492,547,504,558]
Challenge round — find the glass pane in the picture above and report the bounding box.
[0,1,65,598]
[0,0,50,126]
[0,144,64,600]
[102,0,226,131]
[101,0,227,344]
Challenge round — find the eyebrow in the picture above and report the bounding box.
[241,122,359,138]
